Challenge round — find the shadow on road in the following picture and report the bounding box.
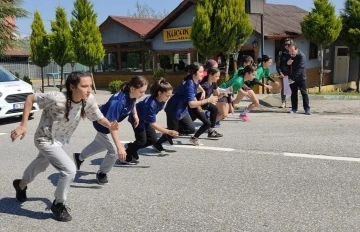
[0,197,53,220]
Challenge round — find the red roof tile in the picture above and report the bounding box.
[101,16,162,37]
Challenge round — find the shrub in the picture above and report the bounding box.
[23,75,32,85]
[108,80,123,94]
[153,68,165,82]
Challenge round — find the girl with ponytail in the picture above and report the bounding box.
[11,71,119,222]
[121,78,178,164]
[74,75,148,184]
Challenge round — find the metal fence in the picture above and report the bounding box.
[0,60,88,79]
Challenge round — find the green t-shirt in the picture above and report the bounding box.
[219,69,244,93]
[256,66,270,80]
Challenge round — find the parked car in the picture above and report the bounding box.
[0,66,39,119]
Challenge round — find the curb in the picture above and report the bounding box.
[267,94,360,100]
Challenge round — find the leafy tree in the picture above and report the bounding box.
[191,0,253,77]
[127,0,168,19]
[301,0,342,92]
[30,11,50,93]
[340,0,360,92]
[50,6,74,92]
[71,0,104,93]
[0,0,28,55]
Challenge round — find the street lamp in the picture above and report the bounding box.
[71,61,75,72]
[232,51,239,71]
[252,40,259,52]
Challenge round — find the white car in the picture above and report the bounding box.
[0,66,39,119]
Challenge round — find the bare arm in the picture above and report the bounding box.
[10,94,35,141]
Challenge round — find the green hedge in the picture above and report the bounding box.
[108,80,123,94]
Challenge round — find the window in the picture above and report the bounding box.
[309,42,318,59]
[121,51,142,72]
[274,39,284,62]
[144,51,153,72]
[100,52,118,72]
[156,52,190,73]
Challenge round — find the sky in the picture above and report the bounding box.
[16,0,345,37]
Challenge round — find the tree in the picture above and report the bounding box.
[301,0,342,92]
[50,6,74,92]
[127,0,168,19]
[0,0,28,55]
[30,11,50,93]
[340,0,360,92]
[71,0,105,93]
[191,0,253,77]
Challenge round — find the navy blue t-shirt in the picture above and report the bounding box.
[165,76,198,120]
[128,96,165,129]
[93,91,135,134]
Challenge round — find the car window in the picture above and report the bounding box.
[0,66,17,82]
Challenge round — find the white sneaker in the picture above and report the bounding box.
[189,137,203,146]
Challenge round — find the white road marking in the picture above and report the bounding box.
[0,133,6,136]
[120,141,234,152]
[283,152,360,162]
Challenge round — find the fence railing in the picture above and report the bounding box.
[0,61,88,79]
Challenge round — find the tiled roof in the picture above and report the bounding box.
[250,4,308,38]
[100,16,162,37]
[4,49,30,56]
[146,0,308,39]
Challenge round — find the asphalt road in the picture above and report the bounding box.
[1,92,360,232]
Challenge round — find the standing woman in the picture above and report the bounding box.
[73,76,148,185]
[152,62,218,150]
[190,67,223,140]
[276,38,293,108]
[123,78,179,164]
[11,71,119,222]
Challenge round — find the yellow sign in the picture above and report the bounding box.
[163,27,192,42]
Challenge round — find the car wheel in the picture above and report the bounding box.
[29,113,34,118]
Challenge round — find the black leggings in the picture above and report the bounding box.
[190,103,218,128]
[189,107,212,138]
[126,125,158,161]
[154,113,195,146]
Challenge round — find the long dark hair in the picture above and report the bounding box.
[257,55,272,65]
[201,67,220,84]
[150,77,173,97]
[239,65,257,76]
[118,75,148,93]
[65,71,90,121]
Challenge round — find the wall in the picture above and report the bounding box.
[151,5,195,51]
[349,58,359,82]
[102,23,143,44]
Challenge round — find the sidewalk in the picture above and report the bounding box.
[256,94,360,115]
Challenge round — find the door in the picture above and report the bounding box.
[334,46,350,84]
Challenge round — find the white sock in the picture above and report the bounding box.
[241,107,249,115]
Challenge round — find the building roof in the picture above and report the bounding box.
[4,49,30,57]
[100,16,162,38]
[146,0,196,39]
[146,0,308,39]
[250,4,308,38]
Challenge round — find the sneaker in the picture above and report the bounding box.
[305,110,311,115]
[208,130,223,138]
[73,153,83,171]
[289,109,297,114]
[279,102,286,108]
[189,137,203,146]
[117,157,139,165]
[51,200,72,222]
[96,172,108,185]
[13,179,27,202]
[152,144,165,153]
[239,114,250,122]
